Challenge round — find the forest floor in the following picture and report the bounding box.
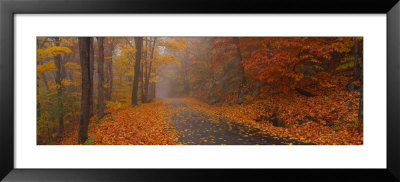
[59,97,361,145]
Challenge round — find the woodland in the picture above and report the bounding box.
[37,37,363,145]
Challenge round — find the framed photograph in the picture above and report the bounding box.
[1,0,399,181]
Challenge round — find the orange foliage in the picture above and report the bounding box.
[242,37,356,92]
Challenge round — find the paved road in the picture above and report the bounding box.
[169,99,310,145]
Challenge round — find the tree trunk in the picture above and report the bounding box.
[145,62,152,102]
[150,67,156,101]
[357,39,363,123]
[41,72,49,90]
[140,61,144,103]
[144,38,156,102]
[97,37,105,119]
[234,37,246,101]
[140,60,145,103]
[346,39,360,90]
[37,39,42,118]
[54,37,64,136]
[132,37,142,106]
[353,39,359,79]
[37,75,41,119]
[78,37,91,143]
[89,37,94,118]
[149,82,156,101]
[107,57,113,101]
[358,62,363,122]
[105,40,114,101]
[140,38,148,103]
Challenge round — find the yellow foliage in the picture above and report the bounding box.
[166,38,188,51]
[64,62,81,70]
[60,37,78,47]
[37,61,56,77]
[121,48,136,56]
[62,79,79,87]
[37,46,72,61]
[158,54,180,66]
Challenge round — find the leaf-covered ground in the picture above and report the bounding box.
[60,95,361,145]
[59,99,178,145]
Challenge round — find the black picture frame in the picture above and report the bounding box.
[1,0,399,181]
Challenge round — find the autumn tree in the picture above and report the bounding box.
[37,37,76,144]
[105,38,116,101]
[209,37,249,104]
[53,37,65,135]
[36,39,44,118]
[233,37,246,101]
[242,37,355,95]
[186,38,214,99]
[140,38,148,103]
[89,38,95,117]
[350,38,363,122]
[132,37,143,106]
[78,37,92,143]
[144,37,157,102]
[97,37,105,119]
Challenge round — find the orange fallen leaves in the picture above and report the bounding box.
[59,99,178,145]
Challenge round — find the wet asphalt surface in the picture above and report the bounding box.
[169,99,310,145]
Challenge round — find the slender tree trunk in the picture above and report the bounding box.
[54,37,64,136]
[140,61,144,103]
[353,39,359,79]
[357,39,363,123]
[358,62,363,123]
[37,39,41,118]
[150,67,156,101]
[149,82,155,101]
[97,37,105,119]
[346,39,360,89]
[89,37,94,117]
[107,57,113,101]
[145,62,152,101]
[78,37,91,143]
[132,37,143,106]
[142,63,148,102]
[41,72,49,90]
[61,53,72,80]
[153,68,157,99]
[140,38,148,103]
[105,40,114,101]
[144,38,156,102]
[37,75,41,118]
[234,37,246,101]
